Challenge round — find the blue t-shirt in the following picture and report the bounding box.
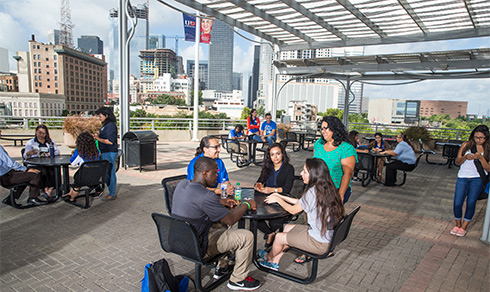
[261,121,277,138]
[228,129,244,142]
[394,141,416,164]
[186,153,229,188]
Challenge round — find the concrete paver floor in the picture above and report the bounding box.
[0,141,488,292]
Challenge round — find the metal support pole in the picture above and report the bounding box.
[481,195,490,244]
[192,12,200,142]
[271,45,279,121]
[119,0,129,164]
[342,76,351,127]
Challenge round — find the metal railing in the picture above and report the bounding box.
[0,116,472,140]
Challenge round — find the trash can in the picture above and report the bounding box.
[122,131,159,172]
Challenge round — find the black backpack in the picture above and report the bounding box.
[141,258,189,292]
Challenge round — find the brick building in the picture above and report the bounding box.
[419,100,467,119]
[0,73,18,92]
[17,39,107,113]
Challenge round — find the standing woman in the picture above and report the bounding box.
[247,109,260,135]
[450,125,489,237]
[94,107,118,200]
[313,116,357,203]
[382,132,416,186]
[254,143,295,247]
[23,124,60,198]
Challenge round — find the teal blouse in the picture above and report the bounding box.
[313,139,358,189]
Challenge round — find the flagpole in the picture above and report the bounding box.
[192,12,200,141]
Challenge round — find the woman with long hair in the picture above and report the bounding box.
[247,108,260,135]
[62,132,100,201]
[23,124,60,199]
[94,107,118,200]
[368,132,392,182]
[450,125,489,236]
[314,116,357,203]
[254,143,295,247]
[382,132,416,186]
[257,158,345,271]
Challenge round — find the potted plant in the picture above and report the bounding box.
[404,126,433,152]
[63,115,102,147]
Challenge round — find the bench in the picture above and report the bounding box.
[395,153,423,186]
[0,134,34,146]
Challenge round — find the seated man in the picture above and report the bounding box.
[187,136,234,196]
[172,157,261,291]
[253,113,276,146]
[0,144,46,206]
[228,124,248,160]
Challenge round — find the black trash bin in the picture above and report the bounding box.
[122,131,159,172]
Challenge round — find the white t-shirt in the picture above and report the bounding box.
[299,187,333,243]
[458,150,487,178]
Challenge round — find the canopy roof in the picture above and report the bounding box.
[172,0,490,51]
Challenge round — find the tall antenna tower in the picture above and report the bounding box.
[59,0,74,48]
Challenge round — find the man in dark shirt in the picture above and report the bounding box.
[172,157,261,291]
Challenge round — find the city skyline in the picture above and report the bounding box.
[1,0,489,115]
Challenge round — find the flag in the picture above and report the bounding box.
[183,14,196,42]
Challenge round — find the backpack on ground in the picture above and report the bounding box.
[141,258,190,292]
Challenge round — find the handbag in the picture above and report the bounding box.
[141,258,189,292]
[471,145,489,200]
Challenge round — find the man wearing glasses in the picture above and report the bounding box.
[187,136,234,196]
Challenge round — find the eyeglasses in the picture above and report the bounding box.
[474,136,486,140]
[207,145,221,149]
[320,127,329,131]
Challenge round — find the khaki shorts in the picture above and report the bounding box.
[286,225,330,255]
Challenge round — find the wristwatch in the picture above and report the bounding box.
[274,188,278,193]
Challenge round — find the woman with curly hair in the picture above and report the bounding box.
[257,158,345,271]
[450,125,489,237]
[313,116,357,203]
[254,143,295,247]
[62,132,100,201]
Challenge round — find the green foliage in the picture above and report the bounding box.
[147,94,186,106]
[189,90,203,105]
[404,126,432,143]
[323,108,343,120]
[61,109,70,116]
[257,106,265,117]
[130,109,147,118]
[241,107,251,120]
[276,109,286,118]
[349,113,369,123]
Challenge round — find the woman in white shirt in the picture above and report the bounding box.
[450,125,489,237]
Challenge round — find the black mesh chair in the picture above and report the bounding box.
[161,175,187,214]
[355,152,376,187]
[303,130,317,151]
[65,160,109,209]
[0,180,36,209]
[394,153,423,186]
[419,139,442,165]
[152,213,232,292]
[279,131,301,152]
[442,144,460,168]
[257,206,361,284]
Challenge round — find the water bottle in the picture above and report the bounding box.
[49,143,55,158]
[234,182,242,204]
[220,178,228,199]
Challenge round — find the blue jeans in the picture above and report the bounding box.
[252,134,276,146]
[343,187,352,204]
[101,152,118,197]
[453,177,482,221]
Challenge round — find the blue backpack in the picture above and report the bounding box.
[141,258,189,292]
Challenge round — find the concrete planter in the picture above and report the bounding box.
[63,132,76,148]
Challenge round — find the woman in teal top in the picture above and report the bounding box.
[313,116,357,204]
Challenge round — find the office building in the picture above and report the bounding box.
[108,3,148,80]
[0,47,9,73]
[0,92,65,117]
[419,100,467,119]
[78,35,103,54]
[248,45,260,107]
[187,60,208,90]
[139,49,177,81]
[233,72,242,91]
[48,29,62,45]
[148,35,165,49]
[16,39,107,113]
[208,20,233,91]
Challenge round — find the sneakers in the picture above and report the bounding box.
[213,265,232,280]
[227,276,261,291]
[352,177,361,182]
[450,226,467,237]
[258,260,279,271]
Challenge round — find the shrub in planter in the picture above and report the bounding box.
[63,115,102,146]
[404,126,433,152]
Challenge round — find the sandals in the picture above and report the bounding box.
[257,249,268,261]
[264,233,275,248]
[294,255,312,265]
[258,260,279,271]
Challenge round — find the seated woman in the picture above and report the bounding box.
[256,158,345,271]
[349,130,368,181]
[227,124,248,160]
[382,132,416,186]
[62,132,100,201]
[367,132,392,182]
[254,143,294,248]
[23,124,60,199]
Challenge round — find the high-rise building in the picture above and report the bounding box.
[17,39,107,113]
[48,29,62,45]
[257,43,274,109]
[187,60,208,90]
[108,3,148,80]
[247,45,260,107]
[208,20,233,91]
[139,49,177,81]
[78,35,103,54]
[232,72,242,91]
[0,47,9,73]
[148,35,165,50]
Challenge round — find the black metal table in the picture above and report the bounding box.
[236,188,291,270]
[436,142,461,168]
[236,139,267,167]
[25,155,72,197]
[356,151,391,186]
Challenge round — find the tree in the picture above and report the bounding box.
[323,108,343,120]
[241,107,251,120]
[276,109,286,118]
[189,90,203,105]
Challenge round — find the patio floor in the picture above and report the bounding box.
[0,141,488,292]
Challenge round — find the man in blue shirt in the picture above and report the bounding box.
[253,113,277,146]
[0,136,46,206]
[187,136,234,196]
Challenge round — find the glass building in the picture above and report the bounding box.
[208,20,233,91]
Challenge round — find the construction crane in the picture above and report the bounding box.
[164,35,185,55]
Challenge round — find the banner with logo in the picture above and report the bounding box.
[200,18,213,43]
[183,14,196,42]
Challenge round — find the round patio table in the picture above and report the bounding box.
[25,155,72,197]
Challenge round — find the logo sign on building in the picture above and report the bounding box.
[183,14,213,43]
[404,100,420,124]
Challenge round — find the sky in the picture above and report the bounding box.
[1,0,489,115]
